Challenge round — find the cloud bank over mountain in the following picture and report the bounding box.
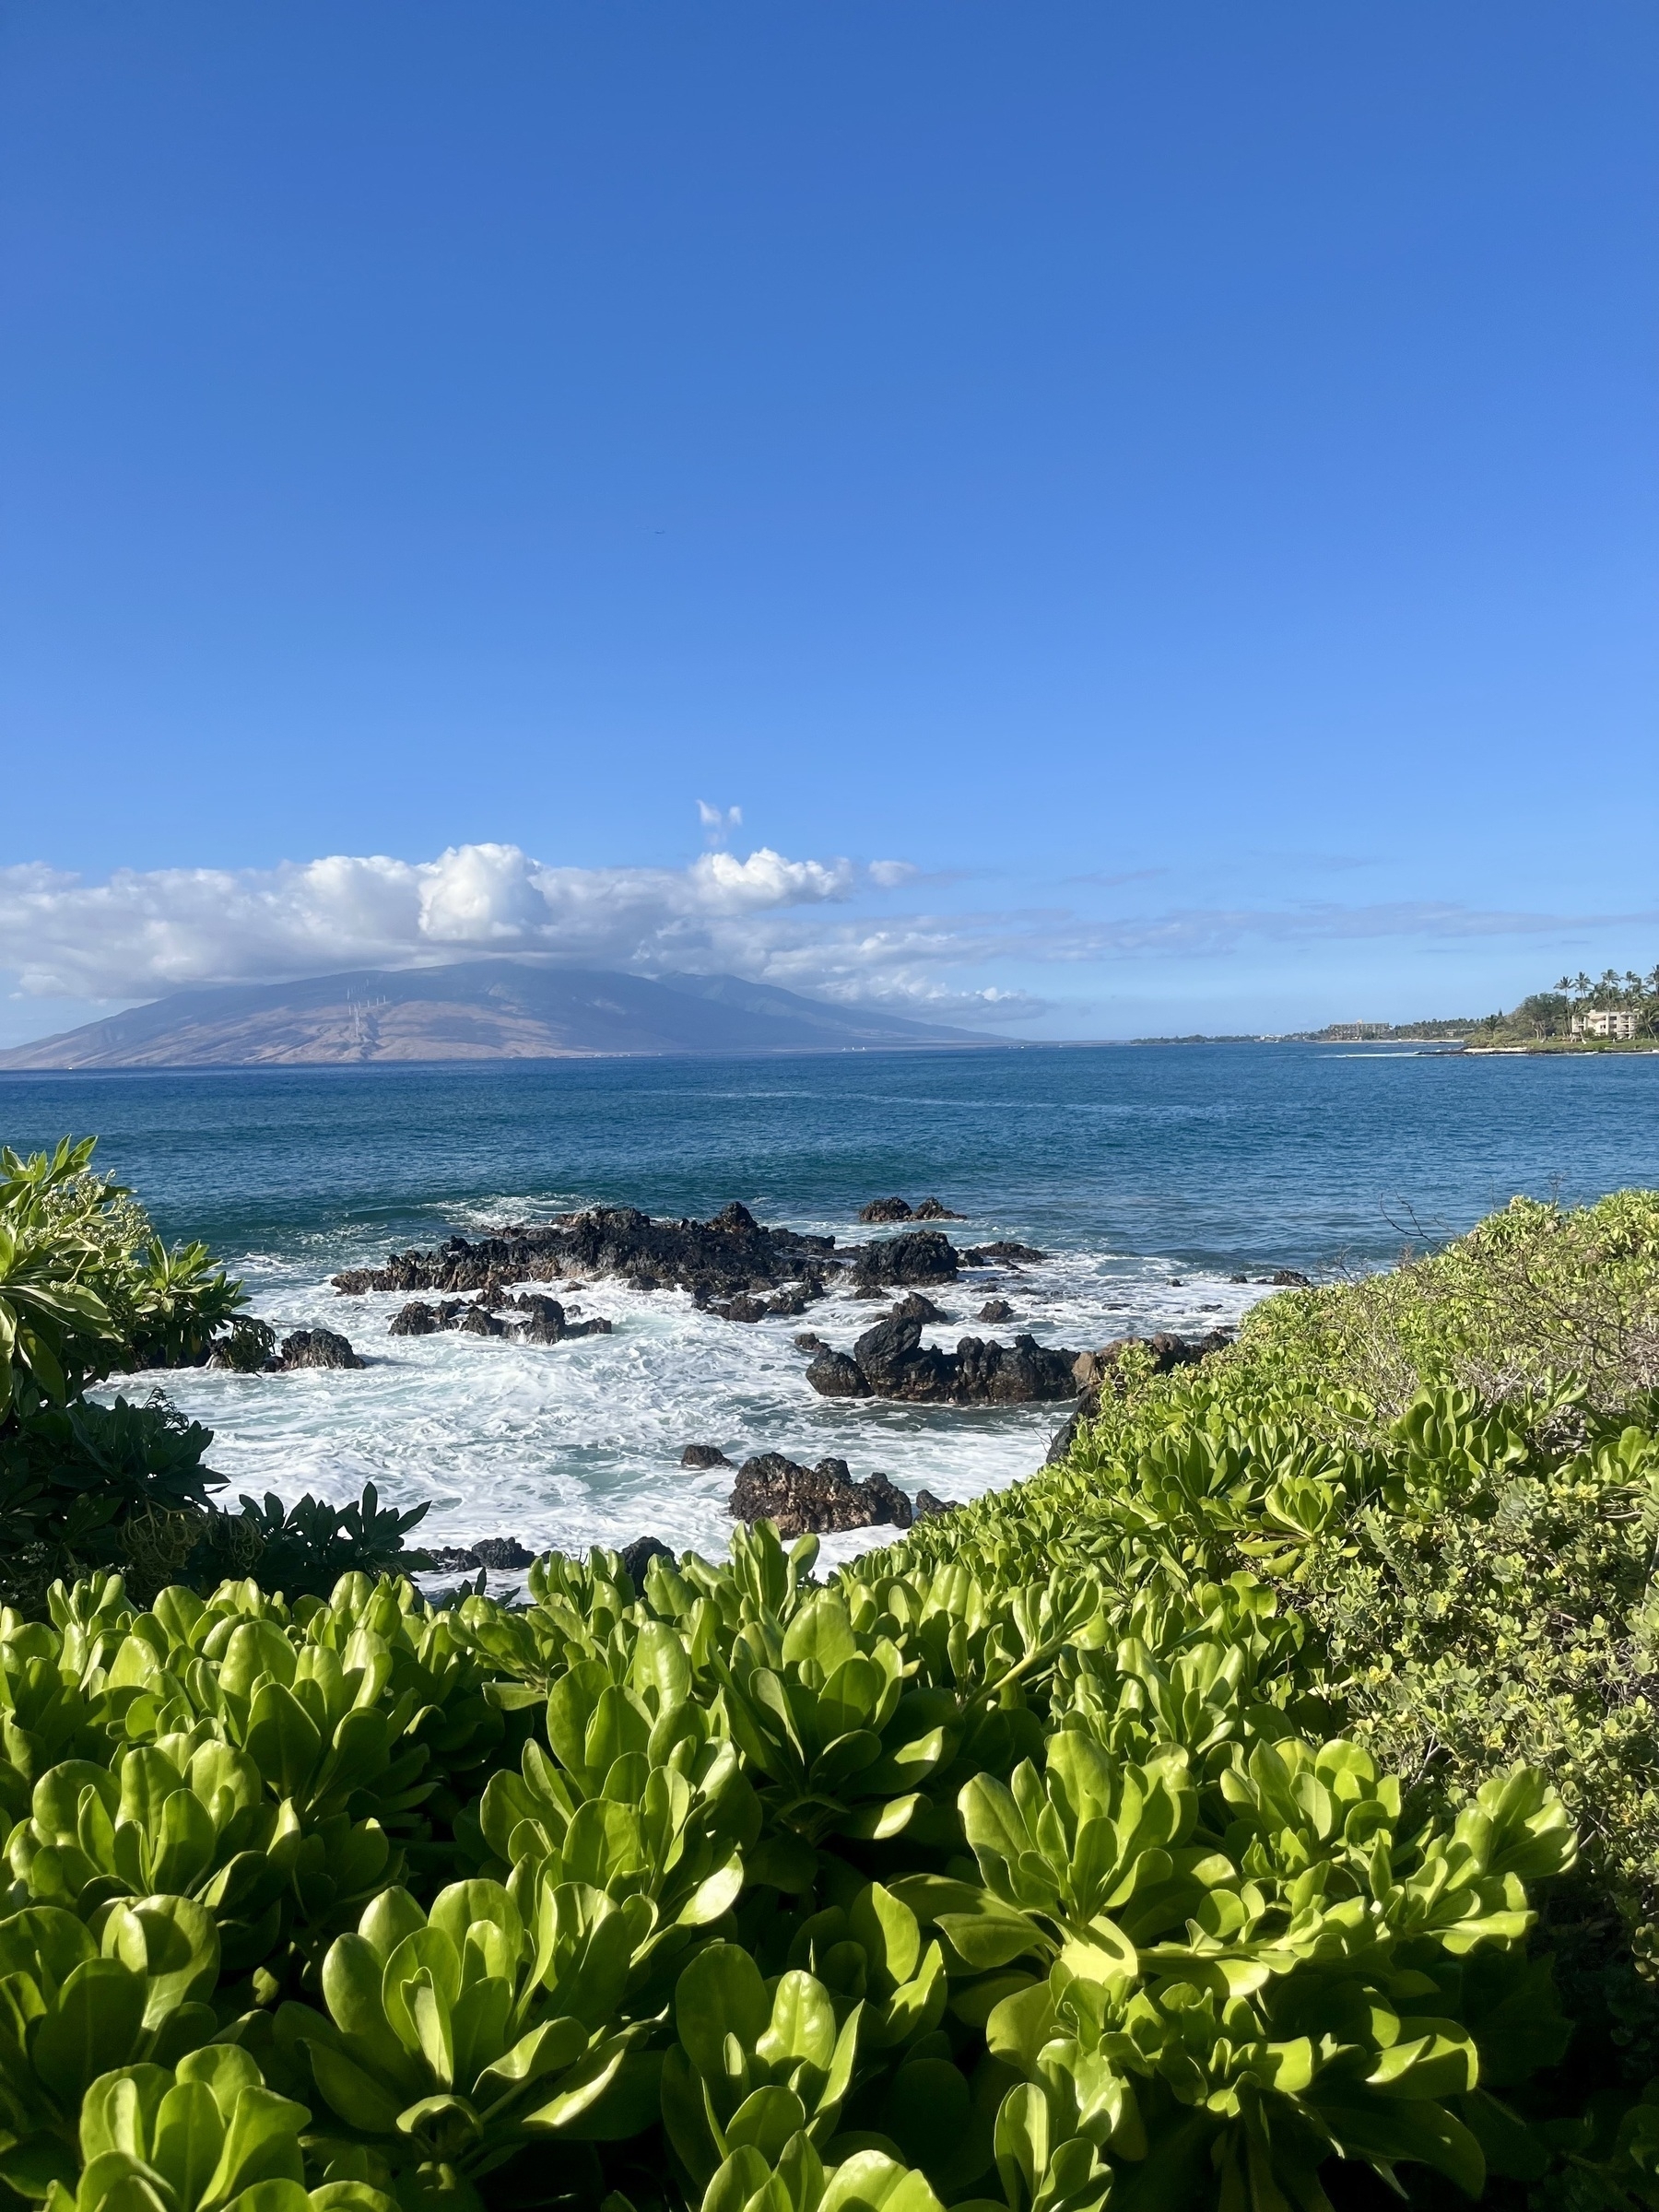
[1,841,1648,1044]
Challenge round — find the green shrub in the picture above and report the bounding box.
[0,1148,1653,2212]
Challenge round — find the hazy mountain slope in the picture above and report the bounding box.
[0,961,982,1068]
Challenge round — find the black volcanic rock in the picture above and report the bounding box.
[859,1197,913,1222]
[888,1291,949,1324]
[806,1313,1081,1406]
[912,1198,965,1220]
[336,1202,839,1304]
[680,1443,733,1469]
[727,1453,912,1537]
[619,1535,674,1584]
[849,1230,959,1290]
[977,1298,1014,1323]
[474,1536,536,1569]
[961,1241,1047,1265]
[277,1327,363,1371]
[803,1347,870,1397]
[387,1292,609,1344]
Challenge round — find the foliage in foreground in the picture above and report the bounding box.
[0,1140,424,1610]
[2,1145,1657,2212]
[0,1493,1635,2212]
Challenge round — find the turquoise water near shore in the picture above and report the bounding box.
[3,1043,1655,1571]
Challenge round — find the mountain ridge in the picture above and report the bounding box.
[0,960,987,1069]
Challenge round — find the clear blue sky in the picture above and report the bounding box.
[1,1,1654,1042]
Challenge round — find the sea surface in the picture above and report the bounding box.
[3,1043,1656,1579]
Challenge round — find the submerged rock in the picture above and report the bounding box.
[727,1453,913,1537]
[276,1327,364,1371]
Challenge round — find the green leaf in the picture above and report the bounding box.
[33,1959,147,2102]
[677,1944,772,2080]
[247,1684,324,1799]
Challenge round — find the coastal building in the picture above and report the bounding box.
[1571,1007,1639,1041]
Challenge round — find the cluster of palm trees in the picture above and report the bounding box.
[1557,968,1659,1014]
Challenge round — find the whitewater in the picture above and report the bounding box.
[5,1040,1653,1586]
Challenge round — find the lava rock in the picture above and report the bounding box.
[889,1291,949,1323]
[425,1546,481,1572]
[1269,1268,1312,1288]
[859,1197,913,1222]
[977,1298,1014,1323]
[680,1444,733,1469]
[332,1203,841,1303]
[913,1488,954,1518]
[389,1300,445,1336]
[727,1453,912,1537]
[961,1241,1048,1265]
[277,1327,364,1371]
[619,1535,675,1584]
[793,1331,826,1352]
[712,1293,769,1324]
[849,1230,959,1290]
[912,1197,964,1220]
[805,1312,1079,1406]
[803,1347,872,1397]
[474,1535,536,1570]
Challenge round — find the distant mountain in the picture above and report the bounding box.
[0,961,986,1069]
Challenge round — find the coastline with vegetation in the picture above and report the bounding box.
[2,1127,1659,2209]
[1135,962,1659,1051]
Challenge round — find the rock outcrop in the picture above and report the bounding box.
[727,1453,914,1537]
[387,1294,611,1344]
[806,1314,1081,1404]
[276,1328,364,1371]
[680,1443,733,1469]
[334,1201,837,1306]
[889,1291,950,1323]
[977,1298,1014,1323]
[857,1196,964,1222]
[848,1230,959,1292]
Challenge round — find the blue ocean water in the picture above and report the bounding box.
[3,1043,1655,1571]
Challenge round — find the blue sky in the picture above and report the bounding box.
[1,1,1653,1043]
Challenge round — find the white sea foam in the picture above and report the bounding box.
[127,1202,1276,1586]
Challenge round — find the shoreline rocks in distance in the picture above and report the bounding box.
[387,1293,612,1344]
[275,1327,364,1371]
[857,1195,966,1223]
[332,1201,838,1307]
[806,1312,1082,1404]
[809,1314,1235,1408]
[727,1452,917,1536]
[330,1202,1046,1322]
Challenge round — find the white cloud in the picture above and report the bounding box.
[0,842,875,1002]
[3,842,1648,1036]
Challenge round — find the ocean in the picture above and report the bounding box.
[4,1043,1656,1575]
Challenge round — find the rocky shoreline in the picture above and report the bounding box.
[231,1193,1287,1559]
